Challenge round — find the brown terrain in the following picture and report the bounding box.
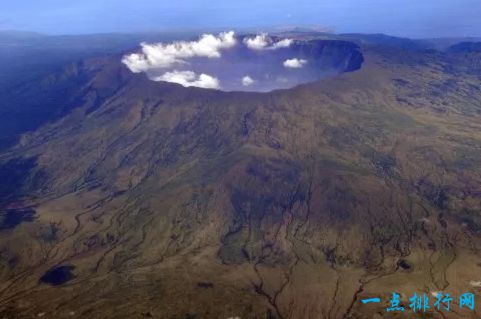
[1,35,481,318]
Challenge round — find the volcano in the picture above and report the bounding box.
[1,32,481,319]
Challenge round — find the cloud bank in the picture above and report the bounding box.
[121,31,329,91]
[283,58,308,68]
[243,33,293,50]
[122,31,236,72]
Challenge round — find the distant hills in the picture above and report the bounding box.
[447,41,481,53]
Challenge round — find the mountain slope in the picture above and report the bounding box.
[1,40,481,319]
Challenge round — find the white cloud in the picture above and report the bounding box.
[153,70,220,89]
[243,33,292,50]
[271,38,293,49]
[283,58,307,68]
[244,33,269,50]
[122,31,237,73]
[242,76,254,86]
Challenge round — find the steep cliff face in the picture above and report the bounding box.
[293,40,364,72]
[1,40,481,319]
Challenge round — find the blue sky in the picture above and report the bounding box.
[2,0,481,38]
